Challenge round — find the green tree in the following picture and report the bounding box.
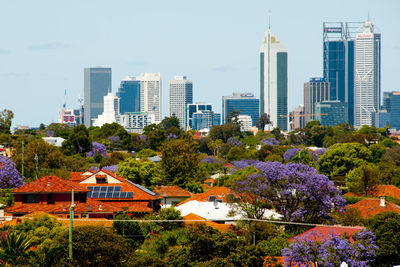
[0,109,14,134]
[140,207,183,236]
[136,148,157,159]
[209,124,239,142]
[382,146,400,166]
[207,139,224,157]
[61,125,92,156]
[226,146,249,162]
[159,114,180,130]
[113,213,143,248]
[256,113,272,130]
[345,164,380,196]
[369,144,386,163]
[0,232,33,266]
[117,157,162,187]
[143,124,166,150]
[160,138,204,188]
[271,126,284,141]
[367,212,400,267]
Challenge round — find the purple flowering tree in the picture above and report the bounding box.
[232,161,345,222]
[0,156,24,188]
[282,230,378,267]
[261,137,280,146]
[227,137,243,147]
[45,130,54,137]
[102,165,118,173]
[167,133,178,140]
[283,148,303,161]
[108,136,121,151]
[309,148,328,163]
[200,156,221,164]
[86,142,108,158]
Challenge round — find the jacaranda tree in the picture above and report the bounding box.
[0,156,24,188]
[232,161,345,223]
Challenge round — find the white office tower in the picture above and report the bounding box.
[120,112,155,133]
[237,115,252,132]
[139,73,162,123]
[354,19,381,128]
[169,76,193,129]
[260,28,289,131]
[92,92,120,127]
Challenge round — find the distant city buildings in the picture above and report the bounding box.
[260,28,288,131]
[83,67,112,127]
[303,78,331,124]
[314,101,348,126]
[120,112,155,133]
[237,115,252,132]
[58,108,82,127]
[187,103,220,130]
[354,20,381,128]
[92,91,120,127]
[290,105,305,130]
[139,73,162,124]
[169,76,193,129]
[117,77,141,114]
[222,93,259,126]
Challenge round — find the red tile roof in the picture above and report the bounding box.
[183,213,234,232]
[105,201,152,213]
[13,176,88,193]
[289,226,365,243]
[153,186,192,198]
[177,187,239,206]
[347,198,400,218]
[6,198,119,214]
[367,185,400,199]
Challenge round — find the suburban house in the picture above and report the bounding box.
[6,176,120,219]
[344,184,400,200]
[289,226,365,243]
[153,186,192,207]
[69,169,160,215]
[347,198,400,219]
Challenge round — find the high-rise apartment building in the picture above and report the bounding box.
[323,22,363,125]
[84,67,112,127]
[92,92,120,127]
[169,76,193,129]
[222,93,259,126]
[303,78,331,124]
[192,110,221,131]
[354,20,381,128]
[186,103,212,129]
[260,28,288,131]
[117,77,141,114]
[138,73,162,124]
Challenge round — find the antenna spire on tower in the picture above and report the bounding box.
[268,10,271,30]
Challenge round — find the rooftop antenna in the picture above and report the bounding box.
[63,89,67,109]
[268,9,271,30]
[78,94,83,105]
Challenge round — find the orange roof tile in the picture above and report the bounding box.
[367,185,400,199]
[153,186,192,198]
[6,198,120,214]
[103,201,152,213]
[347,198,400,218]
[177,187,239,206]
[13,176,89,193]
[183,213,234,232]
[289,226,365,243]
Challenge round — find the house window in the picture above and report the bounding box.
[47,194,54,204]
[96,177,107,184]
[22,194,39,203]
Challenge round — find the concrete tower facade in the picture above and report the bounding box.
[169,76,193,129]
[139,73,162,124]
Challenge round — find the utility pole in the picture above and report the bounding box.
[21,141,24,177]
[34,154,38,179]
[69,189,75,261]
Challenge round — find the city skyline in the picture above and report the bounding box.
[0,1,399,127]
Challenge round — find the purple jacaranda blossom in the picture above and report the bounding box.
[139,135,148,145]
[231,159,259,170]
[108,136,121,149]
[90,166,100,172]
[261,137,280,146]
[283,148,303,161]
[309,148,329,163]
[101,165,118,173]
[227,137,243,147]
[200,156,222,164]
[0,156,25,188]
[282,229,378,267]
[233,161,345,222]
[167,133,178,140]
[45,130,54,137]
[86,142,108,158]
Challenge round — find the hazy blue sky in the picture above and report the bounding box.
[1,0,399,127]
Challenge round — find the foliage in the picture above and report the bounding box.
[345,164,379,196]
[343,195,365,205]
[209,124,240,142]
[85,141,108,158]
[282,229,378,267]
[256,113,272,130]
[159,138,204,188]
[261,137,280,146]
[0,232,33,266]
[231,161,345,223]
[159,114,180,130]
[227,136,243,147]
[0,109,14,134]
[0,155,24,188]
[113,213,144,248]
[382,146,400,166]
[226,146,250,162]
[61,125,92,156]
[207,139,224,157]
[283,148,302,161]
[143,124,167,150]
[136,148,156,159]
[116,157,162,187]
[367,212,400,266]
[140,207,183,236]
[333,207,365,226]
[369,144,386,163]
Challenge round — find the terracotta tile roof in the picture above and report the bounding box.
[13,176,89,193]
[347,198,400,218]
[263,257,315,267]
[183,213,234,232]
[289,226,365,243]
[70,172,87,182]
[103,201,152,213]
[343,192,360,197]
[153,186,192,198]
[367,185,400,199]
[6,198,120,214]
[177,187,239,206]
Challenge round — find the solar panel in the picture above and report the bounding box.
[120,192,127,198]
[100,187,107,192]
[106,192,113,198]
[114,186,122,192]
[87,192,92,198]
[92,186,100,192]
[87,186,93,191]
[208,196,216,202]
[127,192,134,198]
[112,192,120,198]
[99,192,106,198]
[125,180,156,196]
[92,192,100,198]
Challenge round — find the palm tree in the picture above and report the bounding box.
[0,231,32,265]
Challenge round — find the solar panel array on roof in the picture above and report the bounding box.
[125,179,156,196]
[87,186,134,199]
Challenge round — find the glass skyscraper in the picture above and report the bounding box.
[303,78,331,124]
[314,101,348,126]
[186,103,212,129]
[117,77,141,114]
[169,76,193,129]
[84,67,112,127]
[222,93,259,126]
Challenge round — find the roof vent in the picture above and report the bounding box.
[47,182,51,186]
[99,205,102,211]
[380,197,386,207]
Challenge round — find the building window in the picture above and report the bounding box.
[22,194,40,203]
[96,177,107,184]
[47,194,54,204]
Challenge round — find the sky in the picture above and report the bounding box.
[0,0,399,127]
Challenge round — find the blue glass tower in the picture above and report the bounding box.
[186,103,212,129]
[222,93,260,126]
[390,92,400,129]
[116,78,141,114]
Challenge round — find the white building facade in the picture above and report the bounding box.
[169,76,193,129]
[139,73,162,124]
[354,20,381,128]
[119,112,155,132]
[260,29,289,131]
[237,115,252,132]
[92,92,120,127]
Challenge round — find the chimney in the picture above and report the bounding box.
[380,197,386,207]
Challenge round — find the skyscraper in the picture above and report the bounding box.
[138,73,162,124]
[186,102,212,129]
[222,93,259,126]
[117,77,141,114]
[92,91,120,127]
[354,19,381,128]
[84,67,112,127]
[169,76,193,129]
[260,28,288,131]
[314,101,348,126]
[303,78,331,124]
[323,22,362,125]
